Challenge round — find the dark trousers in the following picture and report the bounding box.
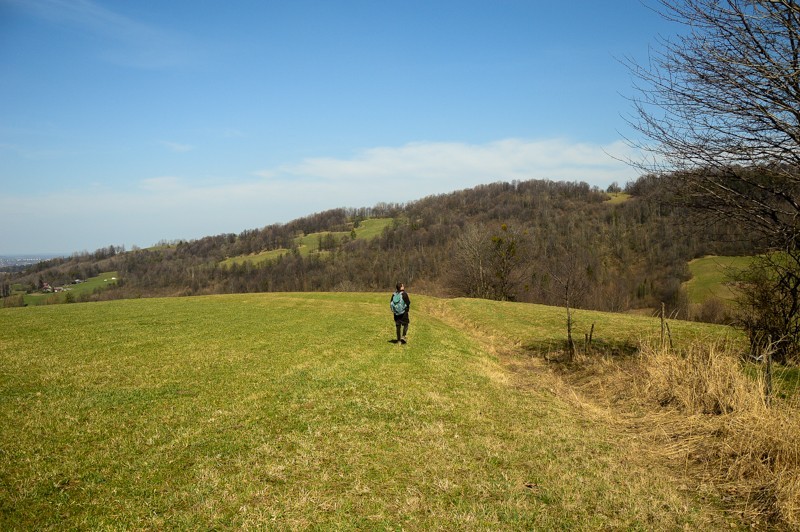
[395,322,408,340]
[394,313,409,341]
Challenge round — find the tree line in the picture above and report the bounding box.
[2,176,760,318]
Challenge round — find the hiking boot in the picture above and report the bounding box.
[400,336,407,344]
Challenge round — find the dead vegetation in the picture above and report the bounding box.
[542,342,800,529]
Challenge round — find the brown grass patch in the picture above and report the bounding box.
[542,342,800,529]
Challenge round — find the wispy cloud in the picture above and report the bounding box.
[139,176,185,191]
[220,128,245,139]
[160,141,194,153]
[3,0,195,69]
[0,141,69,160]
[258,138,640,188]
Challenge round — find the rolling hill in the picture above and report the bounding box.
[1,177,764,316]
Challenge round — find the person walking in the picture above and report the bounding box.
[390,282,411,344]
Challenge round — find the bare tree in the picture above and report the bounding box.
[488,224,528,302]
[627,0,800,243]
[627,0,800,361]
[449,223,529,301]
[451,224,494,300]
[542,240,592,360]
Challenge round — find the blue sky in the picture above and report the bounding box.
[0,0,673,255]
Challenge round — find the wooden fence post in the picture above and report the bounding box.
[585,323,594,354]
[764,339,773,407]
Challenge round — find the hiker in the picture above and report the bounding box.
[390,282,411,344]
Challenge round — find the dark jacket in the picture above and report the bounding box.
[391,290,411,323]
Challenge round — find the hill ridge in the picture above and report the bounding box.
[2,177,761,319]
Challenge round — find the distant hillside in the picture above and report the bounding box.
[1,177,761,317]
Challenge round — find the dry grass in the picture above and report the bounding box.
[553,342,800,529]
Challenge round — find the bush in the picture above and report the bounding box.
[692,297,731,324]
[733,254,800,365]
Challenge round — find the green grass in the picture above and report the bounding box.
[438,297,745,354]
[353,217,393,239]
[604,192,631,204]
[772,365,800,399]
[221,218,393,267]
[220,249,288,268]
[684,255,754,304]
[22,271,118,306]
[0,294,736,529]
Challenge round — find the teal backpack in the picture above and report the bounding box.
[390,292,407,315]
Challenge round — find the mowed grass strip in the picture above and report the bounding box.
[1,293,731,529]
[220,248,288,268]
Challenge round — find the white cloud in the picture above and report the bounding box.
[259,138,640,189]
[220,128,245,139]
[0,138,642,254]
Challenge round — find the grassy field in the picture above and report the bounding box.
[220,248,288,268]
[22,271,119,307]
[684,255,754,304]
[0,293,741,529]
[351,217,394,239]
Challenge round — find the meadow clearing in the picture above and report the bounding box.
[0,292,792,529]
[685,256,755,304]
[220,218,394,268]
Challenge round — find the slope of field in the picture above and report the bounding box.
[22,271,119,306]
[0,294,737,529]
[604,192,631,204]
[684,255,754,304]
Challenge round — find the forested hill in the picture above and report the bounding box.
[2,177,759,314]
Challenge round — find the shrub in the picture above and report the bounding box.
[1,294,25,308]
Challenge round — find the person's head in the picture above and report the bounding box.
[396,282,404,292]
